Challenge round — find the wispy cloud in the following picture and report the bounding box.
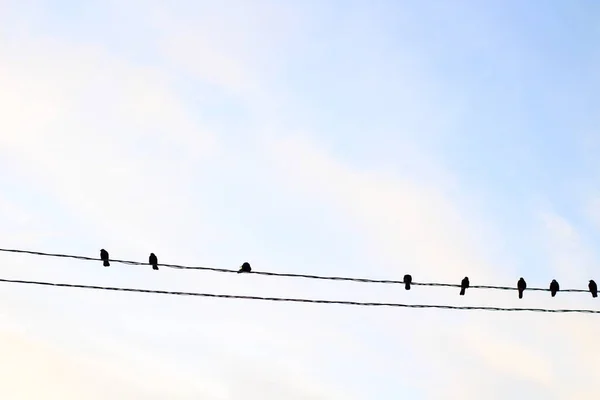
[1,1,600,399]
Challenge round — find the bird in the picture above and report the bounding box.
[460,276,469,296]
[589,280,598,298]
[517,277,526,299]
[149,253,158,270]
[238,262,251,273]
[100,249,110,267]
[403,274,412,290]
[550,279,559,297]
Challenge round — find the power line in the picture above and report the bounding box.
[0,277,598,314]
[0,247,592,294]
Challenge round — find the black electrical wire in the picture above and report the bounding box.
[0,247,591,293]
[0,277,598,314]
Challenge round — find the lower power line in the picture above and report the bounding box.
[0,277,598,314]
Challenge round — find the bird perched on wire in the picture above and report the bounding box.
[460,277,469,296]
[550,279,559,297]
[403,274,412,290]
[100,249,110,267]
[589,280,597,298]
[149,253,158,270]
[238,262,251,273]
[517,277,526,299]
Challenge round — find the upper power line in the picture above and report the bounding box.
[0,276,598,314]
[0,247,597,298]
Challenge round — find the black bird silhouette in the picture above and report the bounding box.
[238,262,251,273]
[517,277,526,299]
[589,280,598,298]
[149,253,158,270]
[403,274,412,290]
[100,249,110,267]
[550,279,559,297]
[460,277,470,296]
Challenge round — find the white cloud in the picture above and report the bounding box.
[537,209,598,287]
[0,28,361,400]
[0,34,221,257]
[2,2,600,399]
[261,133,501,283]
[257,132,600,398]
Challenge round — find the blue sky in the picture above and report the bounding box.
[1,0,600,398]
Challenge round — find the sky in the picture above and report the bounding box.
[1,0,600,398]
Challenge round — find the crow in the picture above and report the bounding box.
[149,253,158,270]
[550,279,559,297]
[100,249,110,267]
[589,280,598,298]
[460,276,470,296]
[517,277,526,299]
[238,262,251,273]
[403,274,412,290]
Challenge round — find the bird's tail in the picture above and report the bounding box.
[238,269,243,273]
[593,292,598,298]
[152,265,159,270]
[552,292,556,297]
[460,288,465,296]
[405,283,410,290]
[103,261,110,267]
[518,291,523,299]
